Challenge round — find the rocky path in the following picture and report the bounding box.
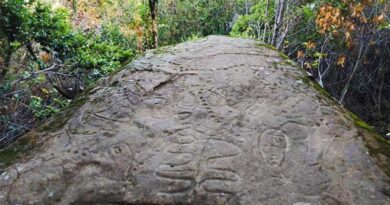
[0,36,389,205]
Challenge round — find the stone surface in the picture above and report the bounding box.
[0,36,389,205]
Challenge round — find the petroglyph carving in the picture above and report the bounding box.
[1,36,389,205]
[258,129,288,168]
[155,130,243,196]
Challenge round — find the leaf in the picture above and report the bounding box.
[304,62,313,69]
[297,50,305,59]
[373,14,384,25]
[305,41,316,49]
[351,3,364,17]
[337,55,347,68]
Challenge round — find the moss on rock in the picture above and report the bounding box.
[38,95,88,132]
[0,131,40,170]
[255,42,277,51]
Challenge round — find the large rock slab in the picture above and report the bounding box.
[0,36,389,204]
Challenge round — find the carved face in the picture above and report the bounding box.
[258,129,287,168]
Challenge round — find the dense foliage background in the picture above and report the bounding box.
[0,0,389,146]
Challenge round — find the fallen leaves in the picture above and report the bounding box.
[373,14,385,25]
[305,41,316,50]
[337,55,347,68]
[297,50,305,59]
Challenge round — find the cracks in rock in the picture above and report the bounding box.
[149,74,179,93]
[146,72,196,94]
[132,120,156,140]
[207,89,226,99]
[93,113,127,123]
[179,52,263,61]
[224,42,256,49]
[64,130,73,150]
[94,97,129,113]
[121,64,197,97]
[132,80,147,94]
[5,166,19,204]
[125,65,175,75]
[193,138,209,192]
[320,134,337,168]
[215,64,264,72]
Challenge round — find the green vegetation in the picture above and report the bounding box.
[0,0,136,146]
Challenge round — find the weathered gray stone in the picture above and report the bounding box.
[0,36,389,205]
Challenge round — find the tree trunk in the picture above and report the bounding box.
[149,0,158,48]
[72,0,78,19]
[339,42,366,103]
[377,64,385,113]
[262,0,270,42]
[0,48,13,79]
[26,42,45,70]
[271,0,287,47]
[245,0,249,15]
